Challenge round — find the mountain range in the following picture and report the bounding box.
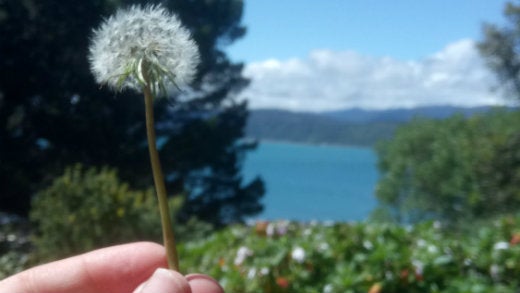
[246,106,502,147]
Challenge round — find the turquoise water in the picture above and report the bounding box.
[243,142,379,222]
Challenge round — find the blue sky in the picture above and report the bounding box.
[228,0,511,111]
[229,0,506,62]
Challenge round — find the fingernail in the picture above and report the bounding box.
[186,274,224,293]
[135,268,189,293]
[134,282,146,293]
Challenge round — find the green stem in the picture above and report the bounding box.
[143,81,180,272]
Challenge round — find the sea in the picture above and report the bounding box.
[243,141,379,222]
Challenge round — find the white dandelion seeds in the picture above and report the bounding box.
[88,4,199,95]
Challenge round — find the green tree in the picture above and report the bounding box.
[374,1,520,224]
[0,0,264,225]
[478,1,520,100]
[374,111,520,224]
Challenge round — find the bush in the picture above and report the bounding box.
[179,217,520,293]
[30,164,164,261]
[0,213,31,279]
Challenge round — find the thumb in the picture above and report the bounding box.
[134,268,190,293]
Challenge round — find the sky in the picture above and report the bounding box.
[226,0,511,112]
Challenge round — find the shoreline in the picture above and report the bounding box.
[248,138,376,150]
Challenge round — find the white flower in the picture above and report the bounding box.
[266,222,275,237]
[385,271,394,280]
[490,264,500,281]
[276,220,290,235]
[89,5,199,94]
[493,241,509,250]
[412,259,424,275]
[247,268,257,279]
[260,267,270,276]
[291,246,306,263]
[323,284,334,293]
[234,246,253,266]
[318,242,330,252]
[427,244,439,254]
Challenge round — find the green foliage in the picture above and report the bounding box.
[478,1,520,99]
[374,110,520,224]
[247,109,398,147]
[0,214,31,279]
[177,217,520,293]
[30,164,164,261]
[5,211,520,291]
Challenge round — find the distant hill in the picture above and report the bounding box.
[323,106,493,123]
[246,106,507,146]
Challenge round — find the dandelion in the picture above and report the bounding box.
[89,4,199,95]
[291,246,306,263]
[88,4,199,272]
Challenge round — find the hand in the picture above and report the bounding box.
[0,242,224,293]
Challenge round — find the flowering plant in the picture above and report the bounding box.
[89,5,199,95]
[89,4,200,271]
[178,218,520,292]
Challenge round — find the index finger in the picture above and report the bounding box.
[0,242,168,293]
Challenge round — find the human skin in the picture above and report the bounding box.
[0,242,224,293]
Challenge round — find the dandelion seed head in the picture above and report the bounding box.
[89,4,199,94]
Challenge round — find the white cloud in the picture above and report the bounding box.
[240,39,506,112]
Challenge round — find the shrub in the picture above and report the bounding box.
[0,213,31,279]
[30,164,164,261]
[179,217,520,293]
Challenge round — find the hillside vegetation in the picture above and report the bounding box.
[246,106,498,146]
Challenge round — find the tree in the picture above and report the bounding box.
[478,1,520,101]
[0,0,264,226]
[373,1,520,225]
[374,112,520,224]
